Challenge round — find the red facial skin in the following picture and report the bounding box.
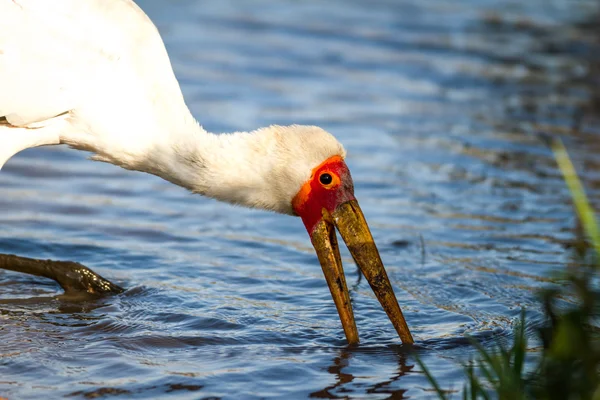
[292,156,356,235]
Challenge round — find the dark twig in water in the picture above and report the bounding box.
[354,263,363,286]
[0,254,124,295]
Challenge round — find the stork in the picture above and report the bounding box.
[0,0,413,344]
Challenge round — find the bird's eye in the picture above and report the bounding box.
[319,173,333,185]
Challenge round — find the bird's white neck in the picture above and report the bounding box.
[73,110,344,216]
[149,123,293,213]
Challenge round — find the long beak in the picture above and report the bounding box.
[311,200,414,345]
[311,216,360,344]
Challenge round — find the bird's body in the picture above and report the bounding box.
[0,0,184,164]
[0,0,413,344]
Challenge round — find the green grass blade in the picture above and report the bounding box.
[467,335,504,381]
[466,361,491,400]
[512,310,527,378]
[553,139,600,259]
[477,359,501,391]
[415,355,449,400]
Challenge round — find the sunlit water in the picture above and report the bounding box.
[2,0,600,398]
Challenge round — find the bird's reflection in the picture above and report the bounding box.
[310,346,413,399]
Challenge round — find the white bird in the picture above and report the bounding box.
[0,0,413,344]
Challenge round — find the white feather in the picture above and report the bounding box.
[0,0,345,215]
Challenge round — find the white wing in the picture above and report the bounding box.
[0,0,193,167]
[0,0,127,125]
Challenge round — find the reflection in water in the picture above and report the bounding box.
[310,350,356,399]
[310,347,413,399]
[1,0,599,398]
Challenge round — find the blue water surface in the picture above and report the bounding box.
[1,0,600,398]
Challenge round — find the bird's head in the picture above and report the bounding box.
[262,126,413,344]
[189,125,412,343]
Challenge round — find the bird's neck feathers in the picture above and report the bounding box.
[87,121,345,215]
[143,124,340,215]
[163,125,291,213]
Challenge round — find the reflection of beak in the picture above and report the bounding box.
[311,199,413,345]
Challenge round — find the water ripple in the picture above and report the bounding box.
[1,0,599,398]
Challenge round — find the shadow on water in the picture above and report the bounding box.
[1,0,600,398]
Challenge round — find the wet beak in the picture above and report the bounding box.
[311,199,413,345]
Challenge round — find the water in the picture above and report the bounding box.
[2,0,600,398]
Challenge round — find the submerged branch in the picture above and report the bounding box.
[0,254,124,295]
